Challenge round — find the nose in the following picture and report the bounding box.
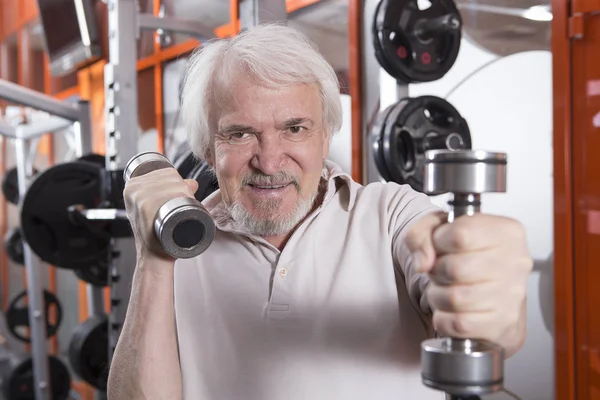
[250,133,287,175]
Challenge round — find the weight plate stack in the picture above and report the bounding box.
[68,314,109,391]
[372,95,472,192]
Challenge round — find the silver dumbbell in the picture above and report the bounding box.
[124,152,216,259]
[420,149,507,397]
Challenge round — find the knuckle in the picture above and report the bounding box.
[452,313,471,336]
[520,255,534,273]
[510,219,527,237]
[449,225,471,250]
[504,309,521,328]
[443,257,462,282]
[512,283,527,301]
[447,286,464,310]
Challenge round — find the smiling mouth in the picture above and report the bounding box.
[248,183,291,190]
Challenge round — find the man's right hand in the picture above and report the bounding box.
[123,167,199,259]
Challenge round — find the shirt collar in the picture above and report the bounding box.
[202,159,357,232]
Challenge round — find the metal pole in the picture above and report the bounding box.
[87,286,105,318]
[105,0,141,364]
[75,100,94,157]
[239,0,287,29]
[362,0,384,184]
[14,138,51,400]
[0,79,81,122]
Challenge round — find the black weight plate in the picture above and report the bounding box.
[191,162,219,203]
[1,167,39,205]
[68,314,109,391]
[4,227,24,265]
[372,0,412,83]
[74,263,109,287]
[382,95,471,192]
[5,289,63,343]
[174,149,200,180]
[380,98,414,184]
[20,161,111,271]
[2,355,71,400]
[373,0,462,83]
[371,102,402,182]
[1,167,20,205]
[78,153,106,167]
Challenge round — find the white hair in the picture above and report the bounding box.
[180,23,344,161]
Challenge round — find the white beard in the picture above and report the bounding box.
[227,189,319,237]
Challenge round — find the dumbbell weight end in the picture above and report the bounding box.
[124,152,216,259]
[421,337,504,396]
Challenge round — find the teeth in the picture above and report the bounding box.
[254,184,285,189]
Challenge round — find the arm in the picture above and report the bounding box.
[387,185,441,332]
[107,253,182,400]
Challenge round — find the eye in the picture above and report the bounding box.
[288,126,305,134]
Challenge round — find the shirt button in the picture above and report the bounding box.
[279,268,288,277]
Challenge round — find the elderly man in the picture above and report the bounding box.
[110,24,532,400]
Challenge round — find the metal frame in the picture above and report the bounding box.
[0,78,92,400]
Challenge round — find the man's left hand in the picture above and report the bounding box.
[405,211,533,358]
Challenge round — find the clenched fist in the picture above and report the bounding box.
[123,167,199,259]
[406,211,533,358]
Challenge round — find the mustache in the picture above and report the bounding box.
[242,171,300,186]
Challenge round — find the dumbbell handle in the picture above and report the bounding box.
[124,152,216,259]
[414,14,461,41]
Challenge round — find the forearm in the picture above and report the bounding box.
[107,255,182,400]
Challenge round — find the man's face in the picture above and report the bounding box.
[209,76,330,237]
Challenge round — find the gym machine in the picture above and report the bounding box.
[363,0,522,399]
[0,80,94,400]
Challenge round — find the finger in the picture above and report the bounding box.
[432,310,498,340]
[404,211,448,273]
[184,179,199,194]
[433,214,526,254]
[427,281,502,313]
[429,249,530,285]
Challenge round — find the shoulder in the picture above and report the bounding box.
[354,180,439,214]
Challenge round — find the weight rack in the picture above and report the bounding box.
[0,80,93,400]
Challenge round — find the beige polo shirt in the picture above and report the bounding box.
[174,160,444,400]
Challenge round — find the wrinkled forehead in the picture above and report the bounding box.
[212,71,324,128]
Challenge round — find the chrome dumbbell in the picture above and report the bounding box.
[420,149,508,398]
[124,152,216,259]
